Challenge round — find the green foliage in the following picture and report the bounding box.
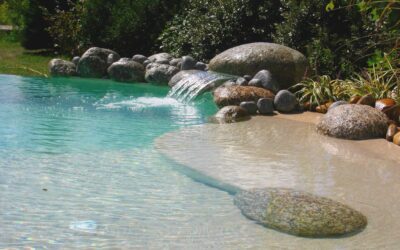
[159,0,283,61]
[292,75,348,107]
[0,1,10,24]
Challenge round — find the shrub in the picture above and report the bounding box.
[159,0,283,61]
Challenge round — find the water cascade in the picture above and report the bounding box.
[167,71,236,102]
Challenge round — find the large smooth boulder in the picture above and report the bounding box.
[168,70,201,88]
[48,59,76,77]
[208,43,308,90]
[234,188,367,237]
[213,86,275,108]
[77,47,120,78]
[212,105,250,123]
[107,60,145,83]
[317,104,389,140]
[145,63,179,85]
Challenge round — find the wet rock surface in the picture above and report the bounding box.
[48,59,76,77]
[240,101,258,115]
[213,86,275,108]
[208,42,308,90]
[253,70,279,93]
[234,188,367,238]
[257,98,274,115]
[107,60,145,82]
[317,104,389,140]
[274,90,297,113]
[212,105,250,123]
[168,70,201,87]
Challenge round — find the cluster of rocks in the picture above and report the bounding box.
[49,47,208,85]
[234,188,367,237]
[316,95,400,144]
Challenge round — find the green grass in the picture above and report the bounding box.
[0,34,66,77]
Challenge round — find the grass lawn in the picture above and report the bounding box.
[0,34,66,77]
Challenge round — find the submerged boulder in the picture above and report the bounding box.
[234,188,367,237]
[212,105,250,123]
[208,42,308,90]
[107,60,145,83]
[145,63,179,85]
[317,104,389,140]
[77,47,120,78]
[48,59,76,77]
[213,86,275,108]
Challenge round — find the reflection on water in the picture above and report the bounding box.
[157,116,400,249]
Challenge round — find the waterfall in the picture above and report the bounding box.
[167,71,236,102]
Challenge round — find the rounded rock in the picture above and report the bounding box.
[195,62,207,71]
[181,56,197,70]
[132,54,148,64]
[213,105,250,123]
[72,56,80,66]
[48,59,76,77]
[386,123,398,142]
[253,69,279,93]
[394,132,400,146]
[107,61,145,83]
[240,101,258,115]
[328,101,348,111]
[234,188,367,238]
[274,90,297,113]
[77,56,108,78]
[317,104,389,140]
[257,98,274,115]
[170,58,182,67]
[357,94,376,107]
[248,79,262,87]
[236,77,248,86]
[107,54,119,65]
[148,53,173,64]
[243,75,252,81]
[213,86,275,108]
[145,63,179,85]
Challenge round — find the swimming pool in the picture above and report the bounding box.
[0,75,272,249]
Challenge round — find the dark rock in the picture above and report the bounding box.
[145,63,179,85]
[170,58,182,67]
[213,86,275,108]
[132,54,147,64]
[386,123,398,142]
[213,105,250,123]
[72,56,80,66]
[328,101,348,111]
[107,61,145,83]
[48,59,76,77]
[357,94,376,107]
[274,90,297,113]
[243,75,252,81]
[234,188,367,237]
[168,70,201,88]
[148,53,173,64]
[317,104,389,140]
[248,79,262,87]
[195,62,207,71]
[236,77,248,86]
[257,98,274,115]
[240,101,258,115]
[253,69,279,93]
[77,47,120,78]
[181,56,197,70]
[208,42,308,90]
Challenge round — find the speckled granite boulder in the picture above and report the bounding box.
[107,60,145,83]
[234,188,367,237]
[77,47,120,78]
[317,104,388,140]
[48,59,76,77]
[208,43,308,90]
[212,106,250,123]
[213,86,275,108]
[168,70,201,87]
[145,63,179,85]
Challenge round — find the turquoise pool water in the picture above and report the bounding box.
[0,75,272,249]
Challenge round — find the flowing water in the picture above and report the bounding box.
[167,71,235,102]
[0,75,272,249]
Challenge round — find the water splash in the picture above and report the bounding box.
[167,71,236,102]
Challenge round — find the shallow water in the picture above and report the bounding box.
[157,116,400,249]
[0,75,273,249]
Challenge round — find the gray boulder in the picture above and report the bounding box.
[236,77,248,86]
[107,54,119,65]
[107,61,145,83]
[328,101,348,111]
[213,105,250,123]
[132,54,147,64]
[317,104,389,140]
[170,58,182,67]
[181,56,196,70]
[240,101,258,115]
[234,188,367,237]
[48,59,76,77]
[253,70,279,93]
[257,98,274,115]
[72,56,80,66]
[168,70,201,88]
[148,53,173,64]
[145,63,179,85]
[248,78,262,87]
[78,47,120,78]
[208,42,308,90]
[195,62,207,71]
[274,90,297,113]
